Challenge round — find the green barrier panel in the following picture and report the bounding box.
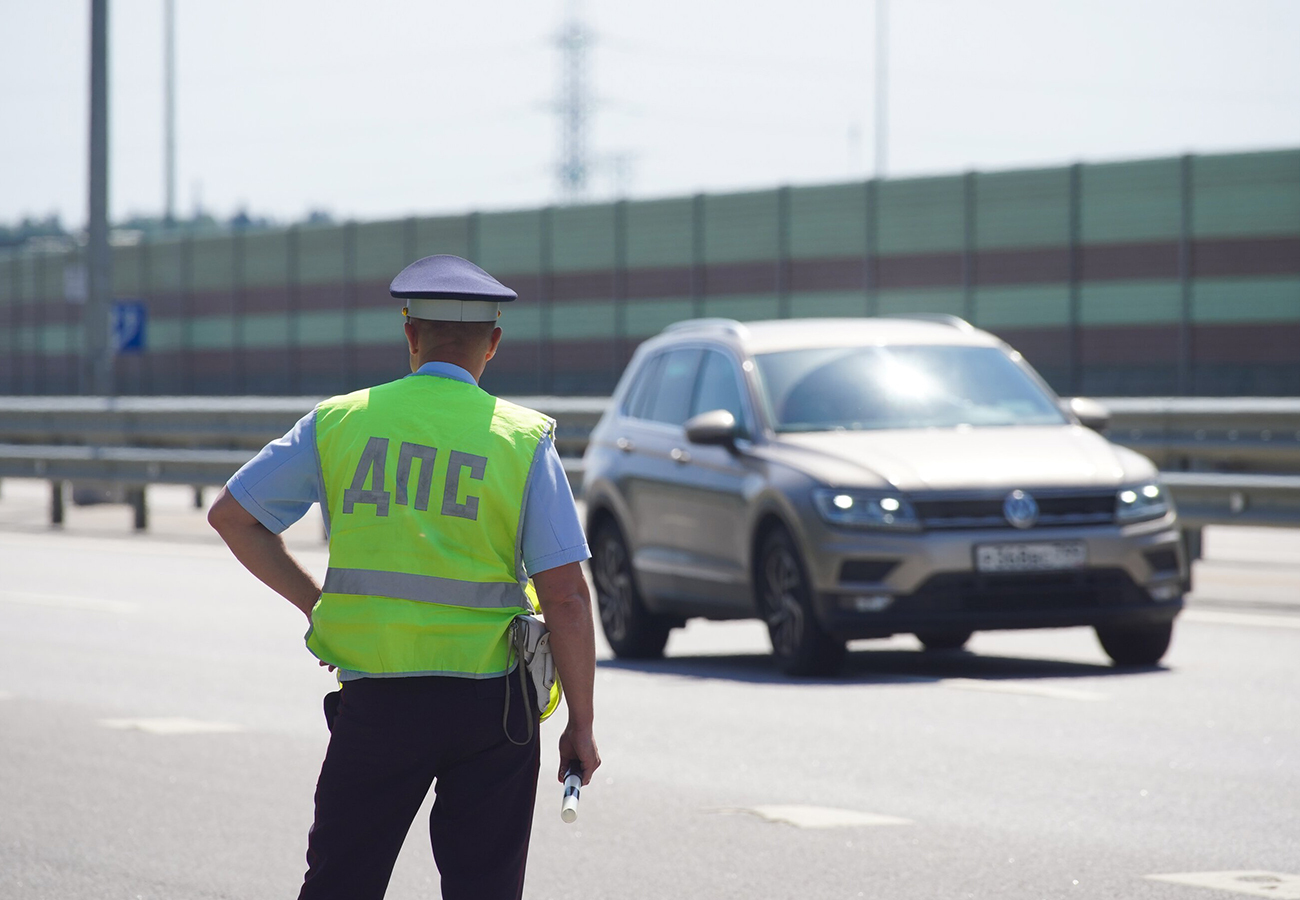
[146,236,186,292]
[242,229,290,288]
[1192,276,1300,323]
[974,167,1070,250]
[702,189,780,265]
[414,215,472,261]
[876,175,965,254]
[1193,149,1300,239]
[111,244,142,295]
[355,220,408,283]
[297,224,346,287]
[552,204,616,273]
[626,197,693,269]
[479,209,543,276]
[789,183,868,260]
[1081,157,1182,244]
[189,234,235,292]
[974,284,1071,328]
[1080,280,1182,326]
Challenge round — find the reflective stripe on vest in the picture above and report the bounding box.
[321,567,528,609]
[307,374,553,677]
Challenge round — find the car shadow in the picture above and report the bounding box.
[597,647,1167,686]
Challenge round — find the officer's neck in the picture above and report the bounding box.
[412,350,485,383]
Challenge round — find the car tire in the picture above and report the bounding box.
[1094,621,1174,666]
[757,527,846,677]
[591,521,672,659]
[916,630,973,652]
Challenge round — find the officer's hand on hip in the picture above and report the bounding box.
[558,724,600,786]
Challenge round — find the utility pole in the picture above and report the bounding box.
[86,0,114,395]
[874,0,889,179]
[163,0,175,225]
[555,8,592,202]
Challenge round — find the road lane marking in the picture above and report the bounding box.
[939,678,1108,702]
[1183,610,1300,631]
[99,717,244,735]
[0,691,12,701]
[716,805,912,828]
[1146,871,1300,898]
[0,590,138,614]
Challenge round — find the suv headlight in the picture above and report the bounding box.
[1115,481,1170,523]
[813,489,920,531]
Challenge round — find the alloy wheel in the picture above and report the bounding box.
[594,531,633,642]
[763,542,805,658]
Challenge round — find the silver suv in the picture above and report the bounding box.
[583,317,1187,675]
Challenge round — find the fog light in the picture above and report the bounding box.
[844,594,894,612]
[1150,583,1182,601]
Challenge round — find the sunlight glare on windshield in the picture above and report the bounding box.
[875,353,941,402]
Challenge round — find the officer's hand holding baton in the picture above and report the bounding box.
[560,763,583,823]
[557,724,600,786]
[558,727,598,823]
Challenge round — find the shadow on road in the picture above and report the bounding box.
[598,647,1167,686]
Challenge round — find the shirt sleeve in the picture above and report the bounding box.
[520,434,590,576]
[226,410,321,534]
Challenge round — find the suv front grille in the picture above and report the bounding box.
[839,559,900,583]
[913,490,1115,530]
[904,569,1148,612]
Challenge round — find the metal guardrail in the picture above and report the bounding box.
[2,396,1299,539]
[1103,397,1300,473]
[1160,472,1300,529]
[0,395,607,458]
[0,396,606,529]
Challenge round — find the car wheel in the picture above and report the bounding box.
[591,521,671,659]
[757,528,846,677]
[1095,621,1174,666]
[916,630,973,652]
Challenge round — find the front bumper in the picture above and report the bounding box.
[802,513,1188,640]
[817,568,1184,640]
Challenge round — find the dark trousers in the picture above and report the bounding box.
[297,673,540,900]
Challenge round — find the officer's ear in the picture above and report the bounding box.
[404,319,420,356]
[484,325,503,362]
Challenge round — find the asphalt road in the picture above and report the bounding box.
[0,481,1297,899]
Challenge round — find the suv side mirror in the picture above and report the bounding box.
[1064,396,1111,433]
[684,409,739,447]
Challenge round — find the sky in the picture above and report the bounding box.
[2,0,1298,229]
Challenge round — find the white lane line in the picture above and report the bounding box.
[939,678,1108,702]
[99,717,245,736]
[1184,609,1300,631]
[1146,871,1300,898]
[716,805,912,828]
[0,691,13,701]
[0,590,138,614]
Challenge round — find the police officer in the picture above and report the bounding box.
[208,255,600,900]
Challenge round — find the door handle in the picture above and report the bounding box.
[670,447,691,464]
[616,437,635,453]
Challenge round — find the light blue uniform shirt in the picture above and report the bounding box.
[227,361,590,588]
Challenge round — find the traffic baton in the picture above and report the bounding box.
[560,763,583,823]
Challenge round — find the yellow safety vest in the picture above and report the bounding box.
[307,373,552,681]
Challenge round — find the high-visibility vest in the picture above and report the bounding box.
[306,373,553,679]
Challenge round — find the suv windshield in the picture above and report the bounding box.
[755,344,1067,432]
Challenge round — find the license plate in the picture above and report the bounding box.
[974,541,1087,573]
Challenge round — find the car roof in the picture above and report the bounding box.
[657,316,1004,355]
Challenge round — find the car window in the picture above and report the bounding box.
[645,348,703,426]
[754,344,1067,432]
[691,350,748,433]
[622,353,664,419]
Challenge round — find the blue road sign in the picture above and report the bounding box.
[112,300,147,354]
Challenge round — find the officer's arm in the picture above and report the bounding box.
[533,561,600,784]
[208,486,321,621]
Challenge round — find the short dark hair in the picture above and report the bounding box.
[410,317,496,347]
